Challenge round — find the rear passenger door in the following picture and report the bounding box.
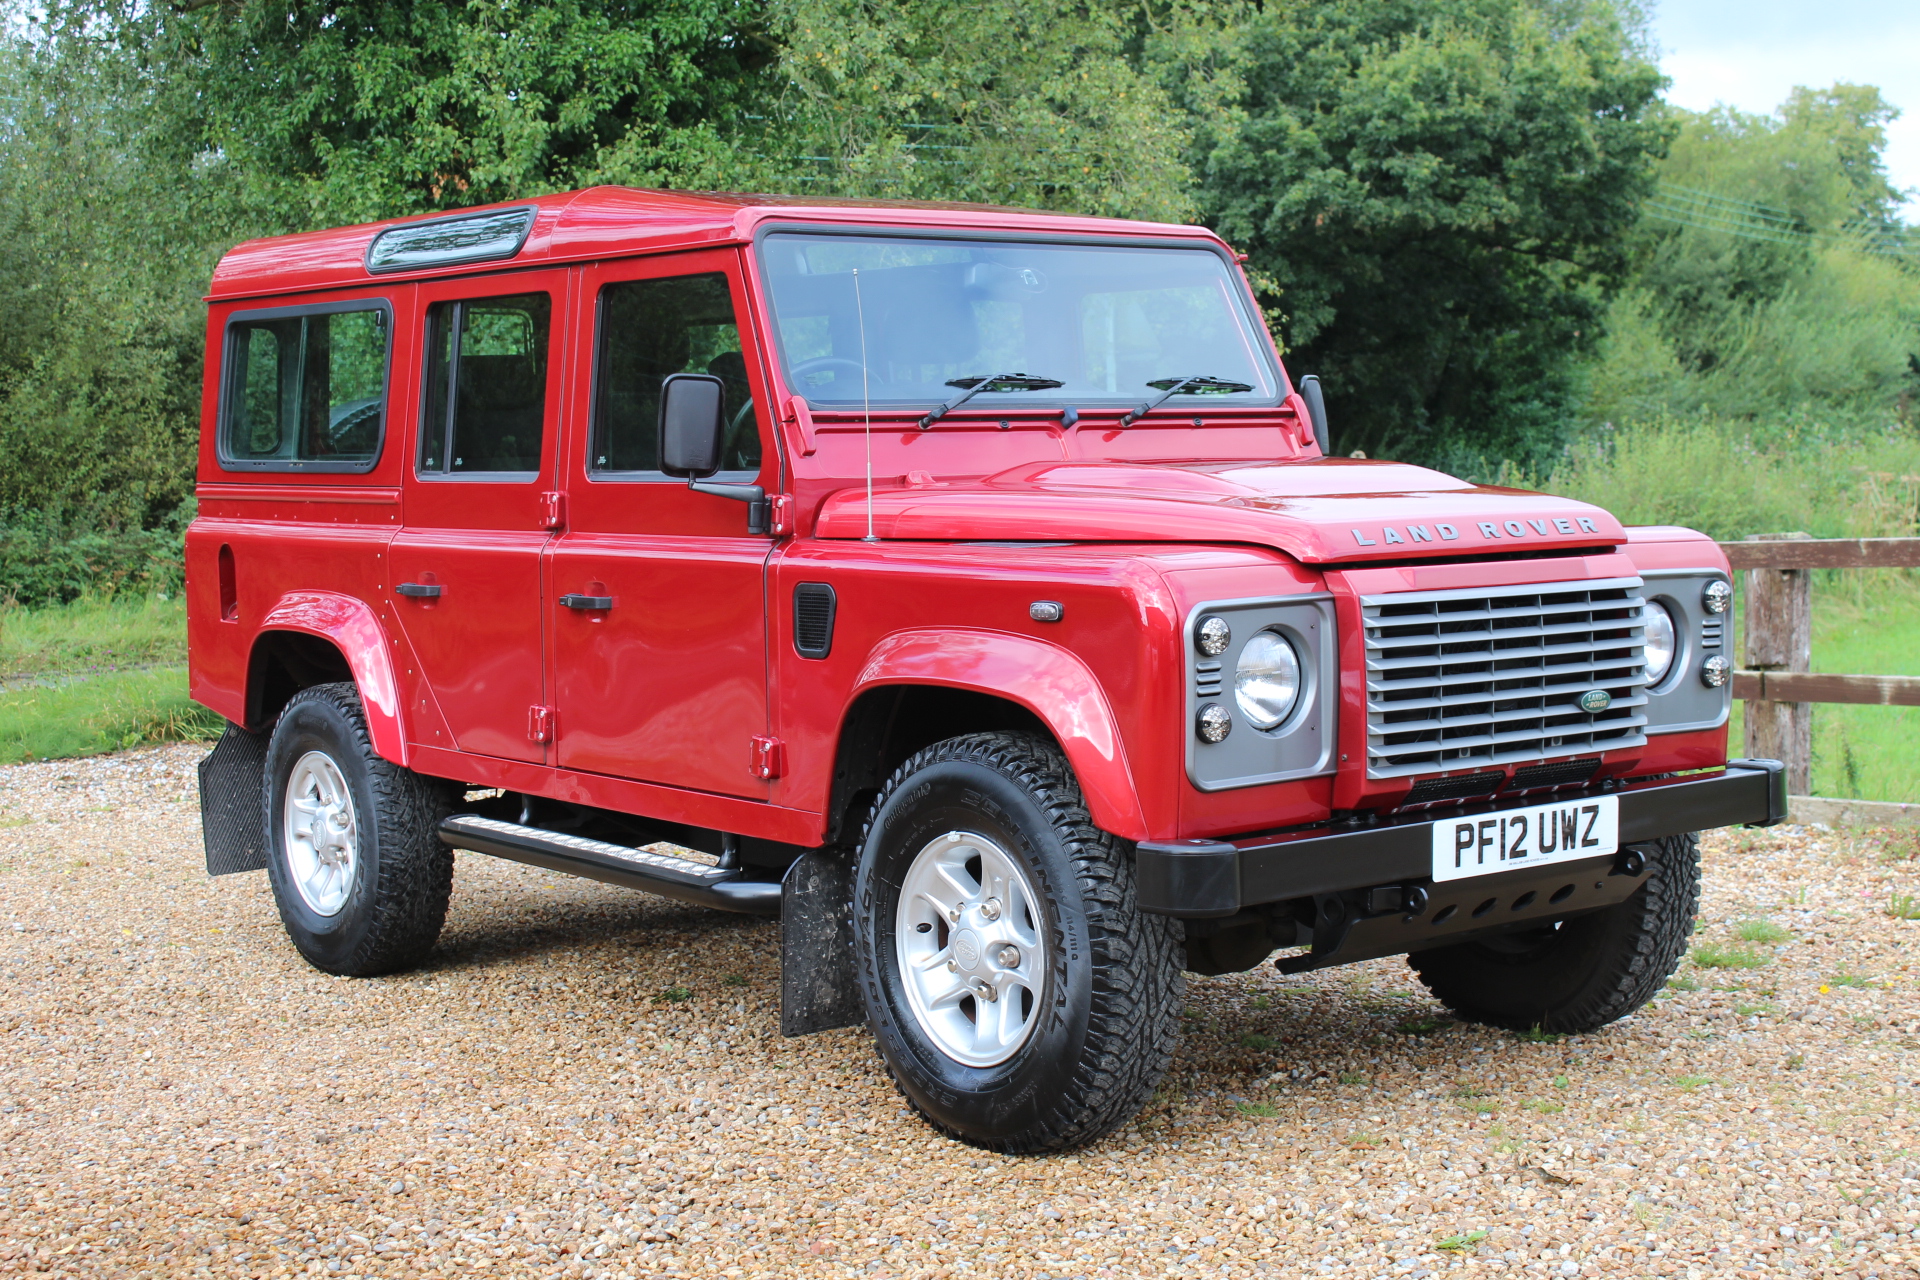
[549,250,775,798]
[392,270,572,764]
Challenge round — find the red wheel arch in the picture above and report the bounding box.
[851,629,1147,841]
[253,591,409,766]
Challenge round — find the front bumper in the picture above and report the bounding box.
[1137,759,1787,920]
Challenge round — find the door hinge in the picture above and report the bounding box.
[750,735,786,780]
[767,494,794,537]
[528,705,554,743]
[539,490,566,530]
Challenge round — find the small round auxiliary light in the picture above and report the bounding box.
[1196,704,1232,743]
[1196,616,1231,657]
[1701,655,1731,688]
[1703,580,1732,614]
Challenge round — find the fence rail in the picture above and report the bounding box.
[1713,533,1920,797]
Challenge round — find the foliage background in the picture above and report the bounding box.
[0,0,1914,605]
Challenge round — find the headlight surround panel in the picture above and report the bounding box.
[1185,596,1336,791]
[1640,568,1733,733]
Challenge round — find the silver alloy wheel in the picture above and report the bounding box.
[895,829,1047,1068]
[283,750,359,917]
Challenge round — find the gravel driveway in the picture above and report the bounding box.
[2,745,1918,1280]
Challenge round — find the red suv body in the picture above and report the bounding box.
[188,189,1780,1151]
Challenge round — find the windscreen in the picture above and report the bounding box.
[759,233,1279,408]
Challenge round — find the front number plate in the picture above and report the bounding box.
[1431,795,1619,884]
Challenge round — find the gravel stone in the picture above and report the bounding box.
[3,743,1919,1278]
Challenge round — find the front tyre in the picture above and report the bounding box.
[264,682,453,977]
[854,732,1184,1152]
[1409,832,1701,1034]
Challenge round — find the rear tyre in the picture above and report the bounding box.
[1408,833,1700,1034]
[264,682,453,977]
[853,732,1184,1152]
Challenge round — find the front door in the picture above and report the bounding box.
[550,250,774,798]
[392,270,571,764]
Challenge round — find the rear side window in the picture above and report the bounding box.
[420,292,551,476]
[591,273,760,477]
[219,303,390,471]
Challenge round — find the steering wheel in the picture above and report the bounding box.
[790,356,869,385]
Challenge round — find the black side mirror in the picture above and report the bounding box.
[659,373,727,477]
[1298,374,1330,455]
[657,372,771,533]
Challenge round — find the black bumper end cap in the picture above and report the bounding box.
[1134,839,1241,918]
[1728,757,1789,826]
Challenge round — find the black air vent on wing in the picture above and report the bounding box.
[793,583,837,659]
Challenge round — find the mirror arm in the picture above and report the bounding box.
[688,479,771,536]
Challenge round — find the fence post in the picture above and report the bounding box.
[1741,531,1813,793]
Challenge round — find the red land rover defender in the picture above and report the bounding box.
[188,189,1783,1152]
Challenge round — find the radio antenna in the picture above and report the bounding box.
[853,267,876,542]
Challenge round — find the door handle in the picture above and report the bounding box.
[559,593,614,610]
[396,582,442,598]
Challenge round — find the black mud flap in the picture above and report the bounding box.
[779,849,861,1036]
[199,722,269,876]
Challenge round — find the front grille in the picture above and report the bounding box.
[1362,577,1649,778]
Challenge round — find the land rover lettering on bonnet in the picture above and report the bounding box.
[186,189,1785,1153]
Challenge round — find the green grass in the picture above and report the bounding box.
[1803,582,1920,803]
[0,595,210,763]
[1,594,186,677]
[1691,943,1769,970]
[1734,918,1791,944]
[1436,1230,1488,1251]
[0,665,219,763]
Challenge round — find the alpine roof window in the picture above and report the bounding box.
[591,272,760,478]
[419,292,551,477]
[366,207,535,274]
[219,301,391,472]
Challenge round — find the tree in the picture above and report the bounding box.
[143,0,785,229]
[1182,0,1670,466]
[769,0,1193,221]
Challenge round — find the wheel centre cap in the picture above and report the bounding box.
[952,928,982,972]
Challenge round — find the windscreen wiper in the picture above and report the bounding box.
[917,373,1065,429]
[1117,375,1256,428]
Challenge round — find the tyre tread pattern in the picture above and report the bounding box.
[862,731,1184,1153]
[269,682,454,977]
[1409,832,1701,1034]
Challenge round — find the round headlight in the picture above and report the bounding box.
[1196,616,1231,657]
[1196,704,1232,743]
[1703,580,1732,614]
[1234,631,1301,730]
[1642,602,1677,686]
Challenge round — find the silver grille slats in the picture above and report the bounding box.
[1362,577,1650,778]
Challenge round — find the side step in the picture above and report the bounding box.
[438,815,782,916]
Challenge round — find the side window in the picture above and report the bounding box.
[419,292,551,476]
[221,305,389,469]
[592,273,760,476]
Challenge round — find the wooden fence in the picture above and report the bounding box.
[1717,533,1920,796]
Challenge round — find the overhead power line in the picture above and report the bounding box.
[1643,183,1919,263]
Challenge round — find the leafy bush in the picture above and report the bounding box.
[1529,414,1920,543]
[0,503,192,607]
